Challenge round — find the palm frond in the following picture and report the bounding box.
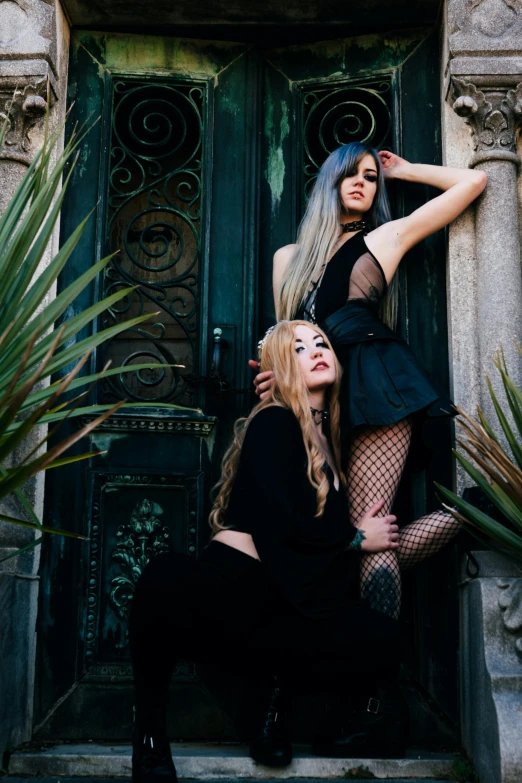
[0,96,197,560]
[439,348,522,570]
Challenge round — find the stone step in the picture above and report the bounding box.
[8,743,457,780]
[4,779,453,783]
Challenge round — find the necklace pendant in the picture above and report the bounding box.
[310,406,329,423]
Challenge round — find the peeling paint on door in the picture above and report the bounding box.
[264,77,290,216]
[77,31,248,78]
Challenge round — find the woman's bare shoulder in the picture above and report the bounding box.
[273,243,297,268]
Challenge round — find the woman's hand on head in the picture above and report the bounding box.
[248,359,274,400]
[350,499,399,552]
[378,150,410,180]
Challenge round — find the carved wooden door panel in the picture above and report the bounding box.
[35,29,457,746]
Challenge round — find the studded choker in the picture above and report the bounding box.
[340,220,366,233]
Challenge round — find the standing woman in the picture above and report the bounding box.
[254,143,487,619]
[130,321,405,783]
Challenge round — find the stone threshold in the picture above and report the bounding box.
[9,743,456,780]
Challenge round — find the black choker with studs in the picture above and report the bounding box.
[341,219,366,233]
[310,407,329,423]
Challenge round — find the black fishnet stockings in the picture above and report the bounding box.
[346,417,461,619]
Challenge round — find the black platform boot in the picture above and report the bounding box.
[132,706,178,783]
[249,677,293,767]
[312,683,407,760]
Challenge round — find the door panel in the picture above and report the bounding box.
[260,29,457,745]
[100,77,208,406]
[36,27,457,747]
[35,32,255,740]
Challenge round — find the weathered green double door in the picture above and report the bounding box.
[35,28,458,747]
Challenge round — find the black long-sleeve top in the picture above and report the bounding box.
[224,406,360,618]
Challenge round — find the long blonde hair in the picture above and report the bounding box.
[209,320,344,534]
[276,142,398,329]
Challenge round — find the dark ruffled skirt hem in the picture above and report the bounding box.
[336,339,455,441]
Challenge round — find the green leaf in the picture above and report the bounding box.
[435,483,522,556]
[486,374,522,468]
[454,515,522,571]
[0,401,125,500]
[0,512,87,539]
[0,536,44,565]
[0,466,44,530]
[0,332,67,461]
[20,363,182,411]
[5,400,196,433]
[37,313,164,381]
[0,148,45,253]
[476,405,499,443]
[0,270,128,385]
[0,164,79,330]
[0,153,73,299]
[0,258,118,389]
[453,450,522,531]
[0,248,112,378]
[0,211,94,347]
[495,365,522,440]
[42,451,105,470]
[0,101,195,550]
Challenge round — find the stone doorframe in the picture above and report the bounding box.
[443,1,522,782]
[0,0,70,762]
[1,1,522,781]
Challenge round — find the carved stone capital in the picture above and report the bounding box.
[498,577,522,658]
[0,77,48,165]
[450,76,522,165]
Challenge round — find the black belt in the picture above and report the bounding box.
[322,303,403,346]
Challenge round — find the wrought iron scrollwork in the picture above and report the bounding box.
[301,78,393,197]
[100,79,206,406]
[109,498,170,648]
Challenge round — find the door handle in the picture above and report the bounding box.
[210,327,223,377]
[184,326,232,394]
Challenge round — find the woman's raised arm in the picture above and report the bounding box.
[367,151,487,282]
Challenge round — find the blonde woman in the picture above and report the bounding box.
[130,321,405,783]
[253,142,487,619]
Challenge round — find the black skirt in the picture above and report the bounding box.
[322,300,455,438]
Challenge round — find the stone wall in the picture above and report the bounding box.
[0,0,69,761]
[443,0,522,467]
[442,2,522,781]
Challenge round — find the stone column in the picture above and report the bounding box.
[450,77,522,426]
[444,2,522,782]
[0,0,69,759]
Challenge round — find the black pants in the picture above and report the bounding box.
[129,541,400,712]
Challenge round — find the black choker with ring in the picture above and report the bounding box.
[341,219,366,233]
[310,407,329,423]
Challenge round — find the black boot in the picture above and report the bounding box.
[312,684,407,759]
[132,706,178,783]
[249,677,293,767]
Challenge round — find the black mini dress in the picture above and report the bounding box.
[296,231,454,440]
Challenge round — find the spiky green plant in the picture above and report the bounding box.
[436,348,522,572]
[0,104,186,562]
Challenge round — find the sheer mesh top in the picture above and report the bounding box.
[299,231,387,325]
